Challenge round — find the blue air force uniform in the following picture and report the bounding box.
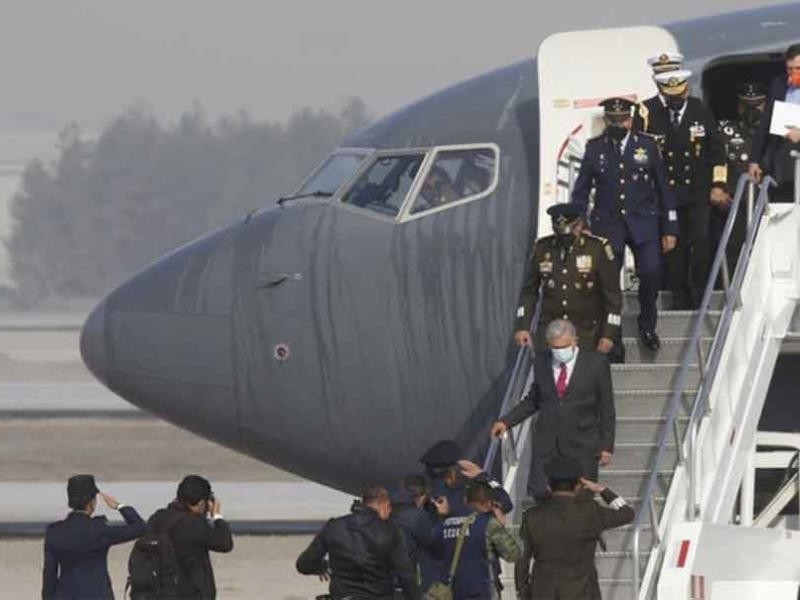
[572,98,679,339]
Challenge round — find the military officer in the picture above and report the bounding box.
[647,51,684,75]
[513,203,622,358]
[572,97,678,351]
[713,83,766,270]
[515,456,634,600]
[633,69,729,310]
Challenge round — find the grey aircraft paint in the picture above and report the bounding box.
[82,4,800,494]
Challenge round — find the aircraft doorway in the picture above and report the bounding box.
[701,51,786,121]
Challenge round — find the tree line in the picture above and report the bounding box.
[6,98,370,305]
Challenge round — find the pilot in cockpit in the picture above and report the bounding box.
[412,166,460,214]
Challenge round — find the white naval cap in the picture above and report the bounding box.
[653,69,693,95]
[647,51,684,73]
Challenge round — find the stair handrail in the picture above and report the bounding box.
[483,303,541,477]
[631,172,776,598]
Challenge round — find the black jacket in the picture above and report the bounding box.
[147,503,233,599]
[391,493,436,565]
[633,95,727,204]
[296,504,422,600]
[500,349,615,458]
[42,506,146,599]
[751,76,800,184]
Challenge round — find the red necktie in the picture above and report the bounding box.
[556,363,568,399]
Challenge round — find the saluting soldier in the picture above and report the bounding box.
[513,203,622,359]
[713,83,766,270]
[572,97,678,351]
[633,69,729,310]
[515,456,634,600]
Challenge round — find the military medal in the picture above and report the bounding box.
[633,147,648,164]
[575,255,592,272]
[539,260,553,274]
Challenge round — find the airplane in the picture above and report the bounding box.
[80,3,800,500]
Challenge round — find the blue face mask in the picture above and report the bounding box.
[552,346,576,364]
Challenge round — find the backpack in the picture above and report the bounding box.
[126,510,184,599]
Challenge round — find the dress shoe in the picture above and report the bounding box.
[639,329,661,350]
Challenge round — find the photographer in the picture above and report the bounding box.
[147,475,233,599]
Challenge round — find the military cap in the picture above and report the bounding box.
[547,203,583,230]
[543,455,583,481]
[737,82,766,104]
[599,97,634,118]
[67,474,99,502]
[654,69,692,96]
[419,439,461,467]
[647,51,684,74]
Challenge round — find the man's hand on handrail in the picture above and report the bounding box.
[514,330,533,348]
[491,421,508,439]
[747,162,763,184]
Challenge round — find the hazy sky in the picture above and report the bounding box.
[0,0,781,129]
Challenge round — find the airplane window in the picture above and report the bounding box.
[408,147,496,216]
[340,153,425,217]
[296,152,367,196]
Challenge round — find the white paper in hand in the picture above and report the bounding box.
[769,100,800,136]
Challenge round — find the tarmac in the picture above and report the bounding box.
[1,535,328,599]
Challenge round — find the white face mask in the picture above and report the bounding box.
[552,346,576,364]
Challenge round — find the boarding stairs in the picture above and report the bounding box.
[487,171,800,599]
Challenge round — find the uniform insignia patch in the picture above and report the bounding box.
[633,147,648,164]
[539,261,553,274]
[575,255,592,271]
[604,244,615,261]
[724,126,734,136]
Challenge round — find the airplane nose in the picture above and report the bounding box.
[80,299,108,385]
[79,226,241,449]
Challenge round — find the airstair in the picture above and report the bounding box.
[488,171,800,599]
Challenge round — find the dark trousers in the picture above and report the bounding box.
[613,237,661,333]
[667,201,710,309]
[710,203,746,282]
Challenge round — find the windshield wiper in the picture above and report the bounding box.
[277,190,333,206]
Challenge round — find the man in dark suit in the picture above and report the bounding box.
[633,70,729,310]
[749,44,800,202]
[147,475,233,599]
[491,318,615,498]
[42,474,146,599]
[516,456,634,600]
[572,97,679,350]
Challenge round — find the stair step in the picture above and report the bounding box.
[599,579,636,600]
[604,443,679,470]
[621,336,713,364]
[623,289,725,313]
[596,550,650,580]
[622,310,720,337]
[615,389,693,418]
[616,416,688,444]
[611,363,699,391]
[599,469,674,499]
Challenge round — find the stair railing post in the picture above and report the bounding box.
[746,179,755,226]
[792,150,800,206]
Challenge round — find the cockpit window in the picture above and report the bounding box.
[340,153,425,217]
[406,146,498,217]
[296,151,368,196]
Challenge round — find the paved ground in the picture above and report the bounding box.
[0,535,329,600]
[0,418,296,482]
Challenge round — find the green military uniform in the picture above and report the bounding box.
[515,232,622,348]
[713,83,765,272]
[516,488,634,600]
[485,518,523,563]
